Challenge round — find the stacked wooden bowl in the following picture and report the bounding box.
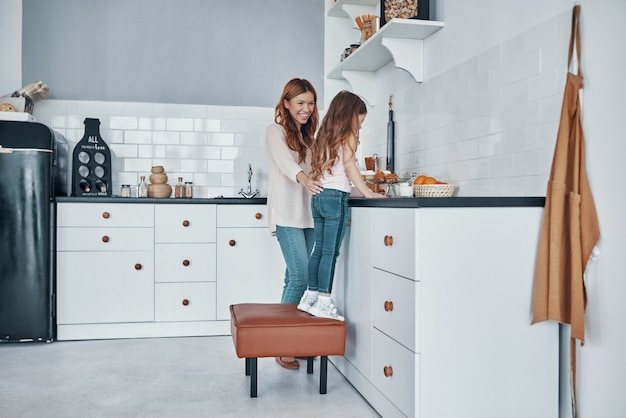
[147,166,172,198]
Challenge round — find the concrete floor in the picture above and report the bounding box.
[0,336,379,418]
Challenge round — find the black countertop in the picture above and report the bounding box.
[55,196,268,204]
[56,196,545,208]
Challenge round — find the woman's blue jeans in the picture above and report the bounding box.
[308,188,349,294]
[275,226,315,304]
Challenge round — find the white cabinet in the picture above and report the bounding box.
[154,205,217,322]
[215,205,285,320]
[325,0,444,105]
[56,203,155,327]
[57,201,277,341]
[332,206,559,418]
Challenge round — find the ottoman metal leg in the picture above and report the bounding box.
[248,358,258,398]
[320,356,328,394]
[307,356,314,374]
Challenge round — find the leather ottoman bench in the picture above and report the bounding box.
[229,303,346,398]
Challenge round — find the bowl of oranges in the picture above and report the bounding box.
[413,175,456,197]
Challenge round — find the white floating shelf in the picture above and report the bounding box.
[327,18,444,105]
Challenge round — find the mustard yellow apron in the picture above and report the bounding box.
[531,5,600,416]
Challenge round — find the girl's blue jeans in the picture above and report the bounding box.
[308,188,349,294]
[275,225,315,304]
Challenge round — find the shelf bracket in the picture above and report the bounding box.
[381,37,424,82]
[341,70,377,106]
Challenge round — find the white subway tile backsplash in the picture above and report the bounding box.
[180,132,209,145]
[221,147,241,160]
[207,159,234,173]
[124,130,152,144]
[138,145,166,158]
[193,146,221,159]
[31,11,568,199]
[153,131,180,144]
[180,159,209,173]
[166,118,194,132]
[194,118,220,132]
[210,133,234,146]
[165,145,195,159]
[110,116,138,130]
[512,151,542,176]
[109,144,138,158]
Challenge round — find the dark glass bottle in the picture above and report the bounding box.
[79,179,92,193]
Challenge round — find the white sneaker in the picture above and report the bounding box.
[309,299,345,321]
[297,291,317,313]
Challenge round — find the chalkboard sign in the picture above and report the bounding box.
[71,118,112,197]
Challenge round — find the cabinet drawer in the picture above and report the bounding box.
[155,204,216,243]
[155,282,216,321]
[372,268,420,352]
[57,251,154,324]
[155,243,216,283]
[372,328,419,418]
[370,208,415,280]
[57,227,153,251]
[216,205,267,228]
[215,227,285,320]
[57,203,154,227]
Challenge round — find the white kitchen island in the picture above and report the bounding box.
[331,198,558,418]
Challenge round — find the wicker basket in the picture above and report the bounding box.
[413,184,456,198]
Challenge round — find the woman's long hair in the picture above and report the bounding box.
[311,91,366,179]
[274,78,319,163]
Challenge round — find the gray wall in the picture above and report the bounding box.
[22,0,324,107]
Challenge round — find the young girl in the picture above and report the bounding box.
[266,78,323,368]
[298,91,385,321]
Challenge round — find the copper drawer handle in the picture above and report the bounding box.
[182,259,190,266]
[384,366,393,377]
[182,220,190,227]
[384,235,393,246]
[102,235,110,243]
[229,240,236,247]
[255,212,262,220]
[102,212,110,219]
[384,301,394,312]
[134,263,142,270]
[182,299,189,306]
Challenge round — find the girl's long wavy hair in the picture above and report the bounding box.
[311,91,366,180]
[274,78,319,163]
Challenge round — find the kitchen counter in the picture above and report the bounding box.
[55,196,268,204]
[56,196,545,208]
[348,196,545,208]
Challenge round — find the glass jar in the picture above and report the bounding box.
[137,176,148,198]
[120,184,131,198]
[175,177,184,198]
[184,182,193,198]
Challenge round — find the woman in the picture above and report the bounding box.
[300,91,385,321]
[265,78,323,369]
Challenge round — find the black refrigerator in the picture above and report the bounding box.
[0,120,69,343]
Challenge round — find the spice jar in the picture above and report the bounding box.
[120,184,131,198]
[137,176,148,198]
[175,177,184,198]
[184,182,193,198]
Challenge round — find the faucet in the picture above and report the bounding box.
[239,163,260,198]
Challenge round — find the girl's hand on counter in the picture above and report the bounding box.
[364,190,387,199]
